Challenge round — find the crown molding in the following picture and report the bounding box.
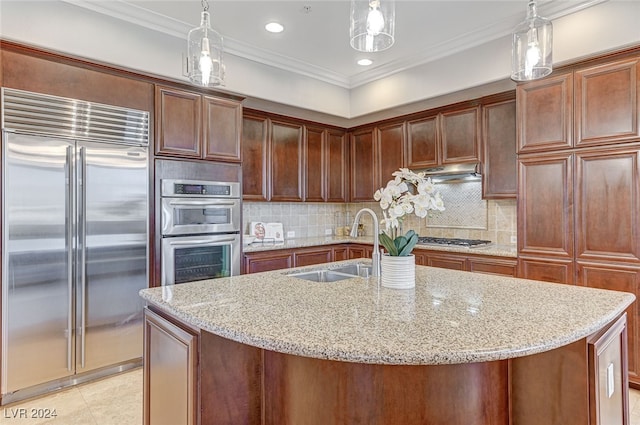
[60,0,608,90]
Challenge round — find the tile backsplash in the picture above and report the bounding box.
[242,182,517,245]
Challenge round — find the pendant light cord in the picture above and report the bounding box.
[201,0,209,12]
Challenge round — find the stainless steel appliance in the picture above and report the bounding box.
[1,88,149,404]
[417,236,491,248]
[160,179,241,285]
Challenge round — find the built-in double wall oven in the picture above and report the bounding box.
[160,179,241,285]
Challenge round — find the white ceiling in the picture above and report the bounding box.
[63,0,606,89]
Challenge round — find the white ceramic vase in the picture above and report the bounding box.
[380,254,416,289]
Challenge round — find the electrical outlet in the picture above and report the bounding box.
[287,231,295,238]
[510,235,517,244]
[325,229,333,236]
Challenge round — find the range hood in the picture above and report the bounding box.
[419,162,481,182]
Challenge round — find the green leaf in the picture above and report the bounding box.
[398,233,418,256]
[379,232,398,256]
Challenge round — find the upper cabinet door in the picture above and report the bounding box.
[440,106,480,164]
[517,73,573,153]
[325,129,349,203]
[270,120,304,202]
[406,115,438,168]
[575,59,640,147]
[377,122,405,184]
[242,114,270,201]
[350,127,377,202]
[155,86,202,158]
[305,126,325,202]
[482,97,517,199]
[203,96,242,162]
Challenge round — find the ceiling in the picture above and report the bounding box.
[63,0,605,89]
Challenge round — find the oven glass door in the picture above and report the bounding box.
[162,234,240,285]
[161,198,241,236]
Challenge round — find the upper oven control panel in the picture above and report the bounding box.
[161,179,240,198]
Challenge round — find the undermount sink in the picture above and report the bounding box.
[287,263,372,283]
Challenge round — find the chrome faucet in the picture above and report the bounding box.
[350,208,381,277]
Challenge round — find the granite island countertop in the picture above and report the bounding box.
[243,235,517,257]
[140,260,634,365]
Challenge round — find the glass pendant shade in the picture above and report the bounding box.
[187,10,224,87]
[511,0,553,81]
[350,0,395,52]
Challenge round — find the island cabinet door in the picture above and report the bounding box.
[144,308,197,425]
[578,262,640,384]
[587,314,629,425]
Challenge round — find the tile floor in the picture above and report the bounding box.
[1,369,640,425]
[0,368,142,425]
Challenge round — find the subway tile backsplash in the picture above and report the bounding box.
[242,196,517,245]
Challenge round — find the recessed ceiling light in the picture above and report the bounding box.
[265,22,284,33]
[357,59,373,66]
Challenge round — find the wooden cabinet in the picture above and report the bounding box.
[406,106,480,169]
[155,85,242,162]
[575,147,640,264]
[482,95,517,198]
[440,106,481,164]
[518,152,574,260]
[579,263,640,384]
[350,122,406,201]
[588,314,629,425]
[270,119,303,202]
[468,257,518,277]
[406,114,438,168]
[203,96,243,162]
[575,59,640,147]
[305,127,349,202]
[518,58,640,154]
[294,247,333,267]
[517,72,573,153]
[427,253,467,271]
[144,308,197,425]
[243,251,293,274]
[348,244,374,259]
[242,112,347,203]
[242,113,269,201]
[377,122,406,183]
[350,127,377,202]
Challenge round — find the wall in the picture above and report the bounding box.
[1,1,639,121]
[243,190,517,246]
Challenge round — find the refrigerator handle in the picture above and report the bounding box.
[65,146,74,372]
[79,147,87,369]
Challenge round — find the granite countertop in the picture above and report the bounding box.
[243,236,518,258]
[140,259,634,365]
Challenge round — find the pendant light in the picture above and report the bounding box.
[350,0,395,53]
[511,0,553,81]
[187,0,224,87]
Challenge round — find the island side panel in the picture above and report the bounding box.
[199,331,263,425]
[510,338,590,425]
[263,350,510,425]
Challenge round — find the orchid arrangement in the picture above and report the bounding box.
[374,168,445,256]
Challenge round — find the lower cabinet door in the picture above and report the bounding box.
[144,308,198,425]
[588,314,629,425]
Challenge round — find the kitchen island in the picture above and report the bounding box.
[140,260,635,425]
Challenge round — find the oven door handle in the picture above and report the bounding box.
[168,200,237,207]
[167,237,237,246]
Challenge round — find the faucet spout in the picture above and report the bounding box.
[350,208,381,277]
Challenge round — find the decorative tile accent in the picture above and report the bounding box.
[425,181,487,229]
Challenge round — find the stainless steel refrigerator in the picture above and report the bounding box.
[1,88,149,404]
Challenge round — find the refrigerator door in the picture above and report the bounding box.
[2,133,75,393]
[76,141,148,372]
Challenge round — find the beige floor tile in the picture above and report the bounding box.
[0,387,96,425]
[78,369,142,425]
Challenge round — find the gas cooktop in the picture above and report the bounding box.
[417,236,492,248]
